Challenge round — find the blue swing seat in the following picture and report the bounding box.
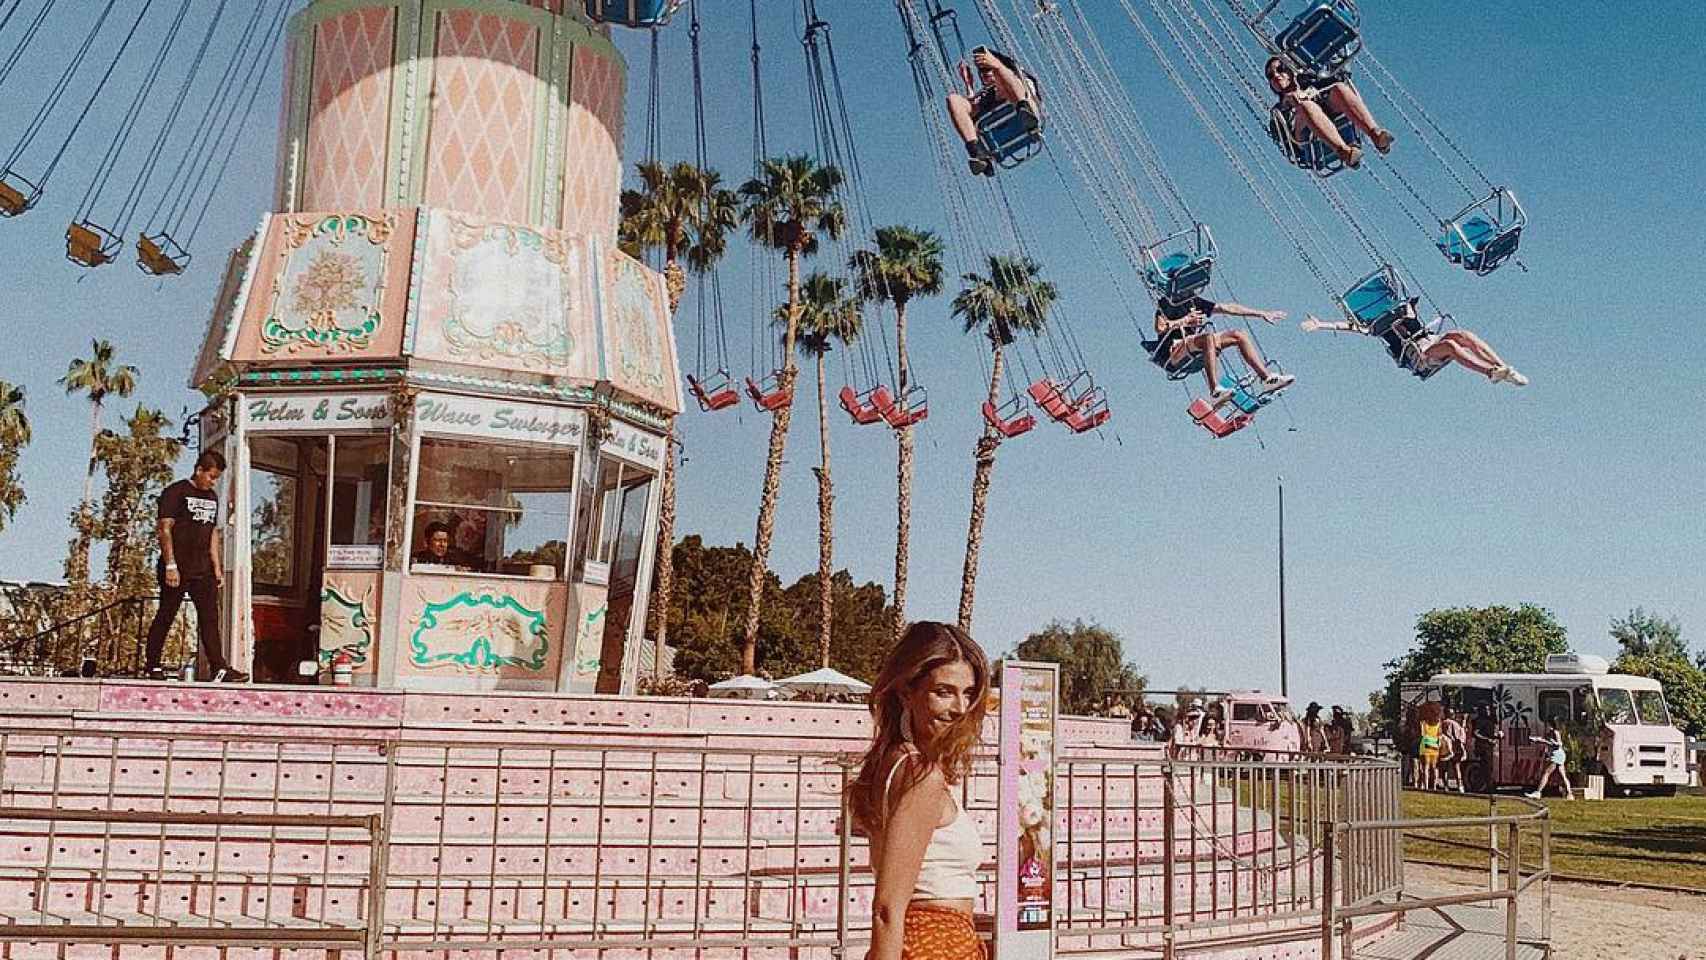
[976,100,1043,169]
[584,0,681,28]
[1142,223,1217,302]
[1342,266,1407,327]
[1268,105,1361,178]
[1438,188,1527,276]
[1273,0,1362,76]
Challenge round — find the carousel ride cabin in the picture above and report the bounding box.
[187,0,677,695]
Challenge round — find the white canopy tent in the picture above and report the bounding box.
[708,674,779,699]
[777,667,871,699]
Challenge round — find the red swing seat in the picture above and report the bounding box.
[1187,396,1252,438]
[687,370,740,412]
[838,384,895,425]
[982,398,1036,439]
[882,387,928,429]
[746,372,793,413]
[1062,388,1111,434]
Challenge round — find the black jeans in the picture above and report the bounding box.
[144,564,226,673]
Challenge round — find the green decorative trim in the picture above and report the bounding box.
[318,586,375,665]
[409,589,551,671]
[241,368,405,385]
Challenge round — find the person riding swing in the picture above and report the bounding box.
[947,46,1039,177]
[1154,294,1296,404]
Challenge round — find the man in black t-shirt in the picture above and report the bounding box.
[144,450,246,682]
[1154,294,1296,403]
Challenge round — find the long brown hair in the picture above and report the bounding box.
[845,622,990,836]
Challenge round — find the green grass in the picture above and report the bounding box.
[1399,789,1706,891]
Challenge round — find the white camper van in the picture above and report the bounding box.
[1400,653,1687,795]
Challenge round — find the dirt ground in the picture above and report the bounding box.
[1406,862,1706,959]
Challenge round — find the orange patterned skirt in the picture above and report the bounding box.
[901,903,984,960]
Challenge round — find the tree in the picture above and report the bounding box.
[950,254,1054,631]
[735,156,846,675]
[1011,619,1146,716]
[1608,610,1705,737]
[59,339,139,508]
[660,535,893,685]
[619,160,740,683]
[1610,607,1686,660]
[0,380,29,532]
[850,226,945,642]
[786,273,862,669]
[1374,604,1569,730]
[93,407,182,596]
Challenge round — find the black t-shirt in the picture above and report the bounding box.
[159,478,219,578]
[1156,296,1217,325]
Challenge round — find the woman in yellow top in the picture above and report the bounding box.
[1417,702,1444,791]
[848,623,992,960]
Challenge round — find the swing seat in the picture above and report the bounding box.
[1379,315,1449,380]
[584,0,681,28]
[745,373,793,413]
[1144,252,1216,303]
[982,398,1036,439]
[0,170,42,218]
[1268,106,1361,177]
[1439,214,1522,275]
[1062,389,1110,434]
[1026,373,1093,423]
[136,232,190,276]
[1141,335,1205,381]
[1141,224,1217,302]
[976,100,1043,169]
[883,387,929,429]
[1342,265,1408,327]
[839,385,895,425]
[1188,396,1253,439]
[687,370,740,412]
[66,221,122,268]
[1274,0,1362,76]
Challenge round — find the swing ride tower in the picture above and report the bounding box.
[188,0,679,695]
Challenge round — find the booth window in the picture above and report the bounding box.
[250,437,300,595]
[575,456,654,585]
[329,435,389,563]
[413,437,575,578]
[1537,689,1572,726]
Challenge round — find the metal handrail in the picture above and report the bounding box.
[1,593,158,652]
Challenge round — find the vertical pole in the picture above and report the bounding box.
[1161,760,1176,960]
[837,765,852,952]
[1505,821,1519,960]
[1278,477,1288,698]
[1319,826,1335,960]
[1540,813,1552,944]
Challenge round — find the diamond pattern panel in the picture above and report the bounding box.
[301,7,394,211]
[422,11,541,223]
[559,45,623,238]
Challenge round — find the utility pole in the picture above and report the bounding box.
[1278,476,1288,698]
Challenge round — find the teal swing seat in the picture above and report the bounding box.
[585,0,681,28]
[1438,189,1526,276]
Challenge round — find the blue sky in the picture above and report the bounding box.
[1,2,1702,710]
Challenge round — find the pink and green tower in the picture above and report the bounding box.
[189,0,682,696]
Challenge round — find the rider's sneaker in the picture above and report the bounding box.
[1208,388,1236,406]
[1503,367,1529,386]
[212,667,249,684]
[1261,373,1296,393]
[145,666,166,681]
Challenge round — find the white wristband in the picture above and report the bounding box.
[165,563,178,570]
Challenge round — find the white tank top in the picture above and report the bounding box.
[883,753,984,901]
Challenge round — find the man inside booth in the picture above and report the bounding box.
[412,519,477,571]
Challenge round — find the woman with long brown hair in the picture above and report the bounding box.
[847,622,991,960]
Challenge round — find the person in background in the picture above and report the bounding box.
[143,450,246,683]
[1471,704,1500,791]
[1329,705,1355,755]
[412,519,473,570]
[1441,709,1469,794]
[1302,702,1329,754]
[1527,721,1572,800]
[847,622,991,960]
[1417,702,1444,791]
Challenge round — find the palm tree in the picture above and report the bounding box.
[850,226,945,642]
[60,339,139,507]
[736,155,846,675]
[950,254,1056,631]
[619,160,739,682]
[784,273,861,669]
[0,380,29,532]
